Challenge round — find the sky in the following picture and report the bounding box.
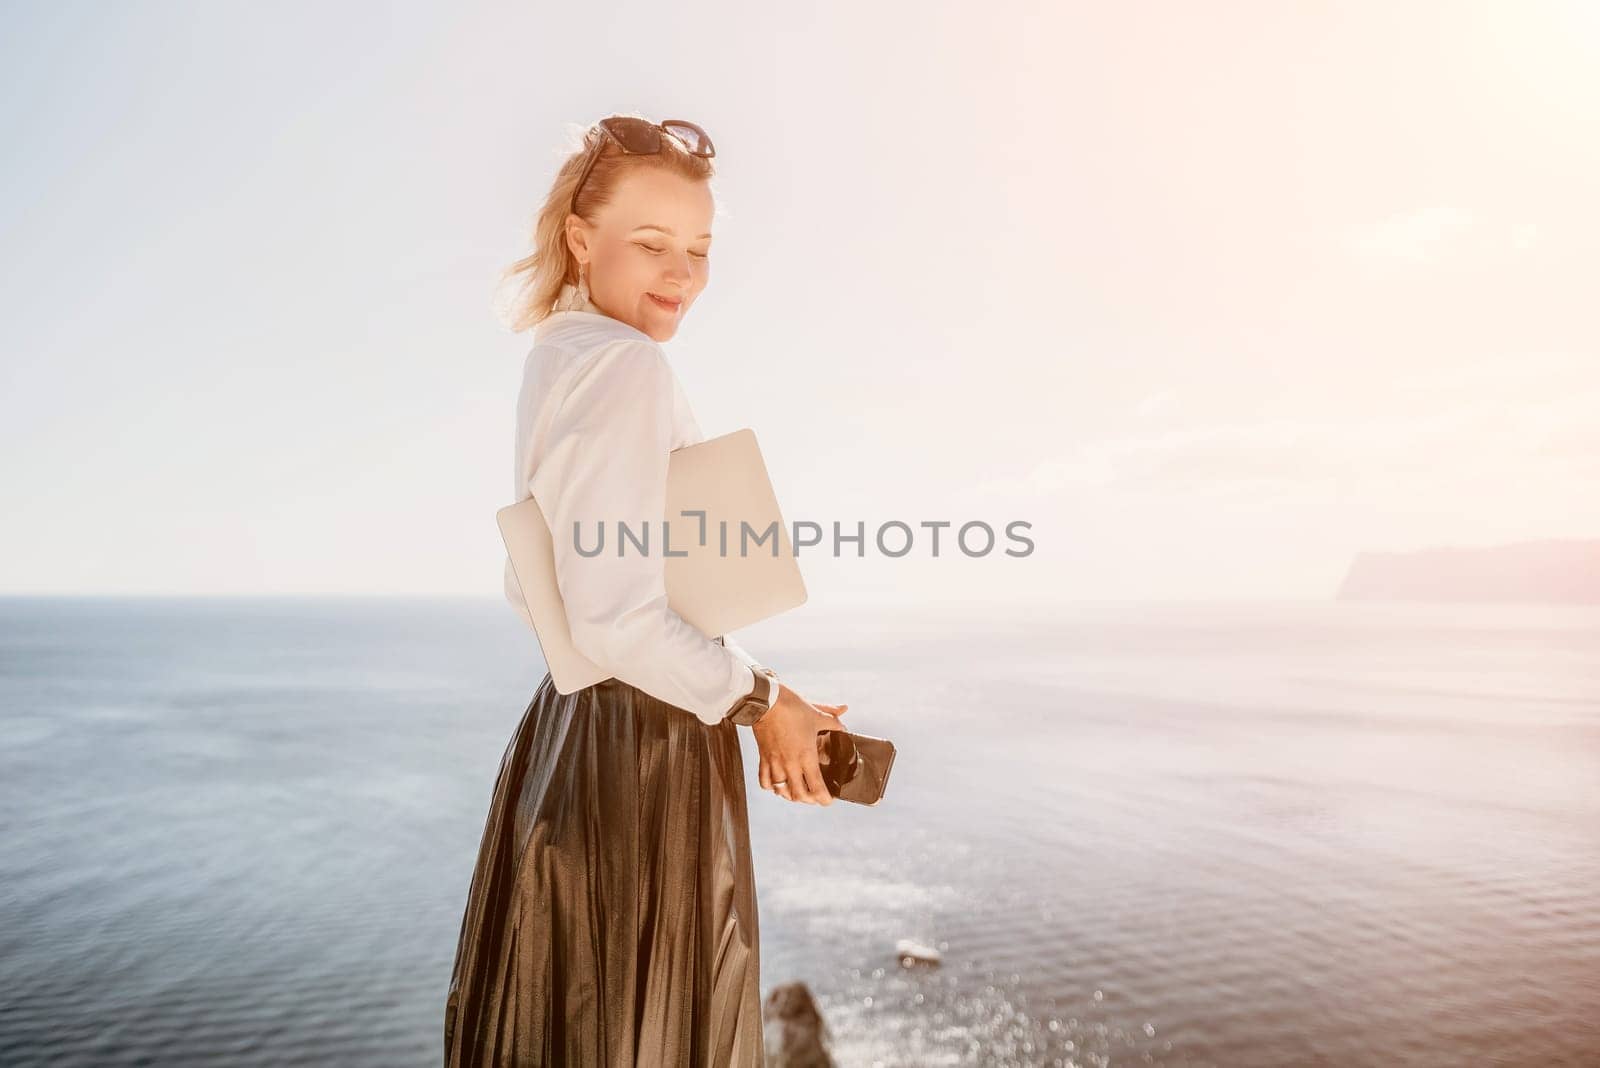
[2,1,1597,606]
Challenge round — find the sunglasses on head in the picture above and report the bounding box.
[570,116,716,215]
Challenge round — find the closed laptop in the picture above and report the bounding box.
[497,427,807,693]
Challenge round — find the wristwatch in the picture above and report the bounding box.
[724,666,780,726]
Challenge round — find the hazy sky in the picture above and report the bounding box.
[3,1,1596,605]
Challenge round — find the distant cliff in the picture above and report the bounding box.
[1336,538,1600,604]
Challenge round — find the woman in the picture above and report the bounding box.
[444,114,850,1067]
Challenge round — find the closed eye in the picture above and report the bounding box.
[637,242,709,259]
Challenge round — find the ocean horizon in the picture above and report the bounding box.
[2,595,1597,1067]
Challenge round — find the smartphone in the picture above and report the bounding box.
[816,727,896,805]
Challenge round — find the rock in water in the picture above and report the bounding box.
[896,937,942,966]
[762,981,835,1067]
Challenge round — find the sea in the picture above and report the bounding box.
[1,596,1596,1067]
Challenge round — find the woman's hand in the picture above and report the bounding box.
[753,683,850,806]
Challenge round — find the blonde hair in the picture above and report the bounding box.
[496,113,719,333]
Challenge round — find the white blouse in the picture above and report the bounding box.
[502,282,770,725]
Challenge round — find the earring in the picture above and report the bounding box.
[574,263,591,308]
[554,264,590,313]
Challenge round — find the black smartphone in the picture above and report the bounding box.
[816,728,896,805]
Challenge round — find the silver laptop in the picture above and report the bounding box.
[497,427,807,693]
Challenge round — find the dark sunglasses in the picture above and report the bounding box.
[570,116,716,214]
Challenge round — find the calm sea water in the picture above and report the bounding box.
[2,597,1597,1067]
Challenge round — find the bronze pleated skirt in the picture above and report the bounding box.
[443,673,765,1067]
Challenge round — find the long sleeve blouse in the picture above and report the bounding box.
[502,282,772,725]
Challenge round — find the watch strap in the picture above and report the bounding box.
[724,665,778,725]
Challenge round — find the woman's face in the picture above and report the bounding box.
[566,168,714,342]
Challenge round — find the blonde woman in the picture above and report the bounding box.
[444,114,850,1067]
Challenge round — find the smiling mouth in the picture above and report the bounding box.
[647,293,682,311]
